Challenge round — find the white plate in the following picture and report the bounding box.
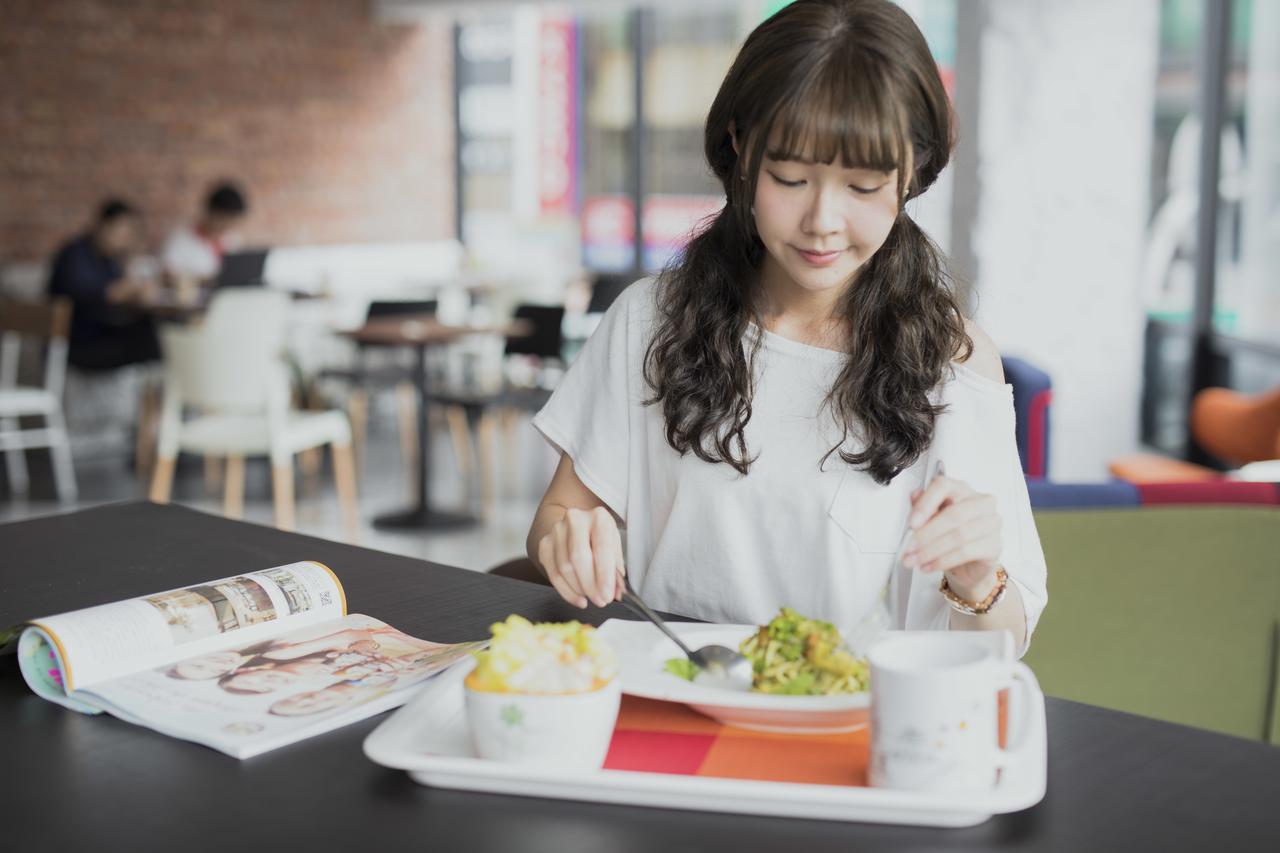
[362,651,1048,827]
[598,620,1013,735]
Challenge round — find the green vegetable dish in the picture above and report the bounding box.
[664,607,870,696]
[662,657,700,682]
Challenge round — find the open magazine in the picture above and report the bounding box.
[9,560,486,758]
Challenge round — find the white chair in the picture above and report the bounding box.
[147,290,358,538]
[0,297,77,502]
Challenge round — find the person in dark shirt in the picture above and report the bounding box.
[47,199,162,370]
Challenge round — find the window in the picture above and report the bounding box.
[1214,0,1277,350]
[1140,0,1278,457]
[456,1,959,280]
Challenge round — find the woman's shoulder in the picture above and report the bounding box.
[591,275,661,340]
[946,319,1011,398]
[608,275,659,315]
[956,319,1004,380]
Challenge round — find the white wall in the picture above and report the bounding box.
[971,0,1159,479]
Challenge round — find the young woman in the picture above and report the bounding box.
[527,0,1047,652]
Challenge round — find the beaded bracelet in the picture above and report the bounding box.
[939,568,1008,615]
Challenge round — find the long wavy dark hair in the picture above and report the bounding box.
[642,0,970,485]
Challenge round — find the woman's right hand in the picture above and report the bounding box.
[536,506,626,609]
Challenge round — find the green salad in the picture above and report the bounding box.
[665,607,869,695]
[662,657,700,682]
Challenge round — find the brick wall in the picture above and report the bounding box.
[0,0,455,262]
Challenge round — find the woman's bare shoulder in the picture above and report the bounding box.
[956,319,1005,383]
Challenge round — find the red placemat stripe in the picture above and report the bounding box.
[604,730,717,775]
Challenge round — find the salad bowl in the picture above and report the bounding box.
[464,616,622,768]
[598,620,870,733]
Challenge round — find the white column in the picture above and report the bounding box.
[970,0,1159,479]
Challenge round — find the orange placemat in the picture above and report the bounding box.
[602,694,1009,788]
[603,696,869,786]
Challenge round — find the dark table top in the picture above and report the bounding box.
[338,315,530,348]
[3,502,1278,852]
[138,285,324,320]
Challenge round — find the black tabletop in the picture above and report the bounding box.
[3,503,1277,852]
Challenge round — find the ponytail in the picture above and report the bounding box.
[643,206,762,475]
[821,213,970,483]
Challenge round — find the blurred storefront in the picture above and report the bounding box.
[454,0,958,281]
[1141,0,1279,458]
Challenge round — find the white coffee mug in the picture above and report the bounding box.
[867,632,1039,792]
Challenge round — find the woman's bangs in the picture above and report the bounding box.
[763,60,903,173]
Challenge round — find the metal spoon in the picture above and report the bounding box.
[616,575,754,692]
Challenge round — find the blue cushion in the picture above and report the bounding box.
[1027,478,1141,509]
[1002,356,1053,478]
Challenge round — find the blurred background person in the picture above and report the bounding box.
[46,198,161,371]
[161,181,250,291]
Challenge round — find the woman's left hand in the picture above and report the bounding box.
[901,475,1003,600]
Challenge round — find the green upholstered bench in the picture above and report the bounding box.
[1025,507,1280,743]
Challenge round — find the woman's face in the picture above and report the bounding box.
[751,147,900,300]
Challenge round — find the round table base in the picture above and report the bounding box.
[372,506,478,531]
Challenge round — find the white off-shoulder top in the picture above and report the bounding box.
[533,278,1048,655]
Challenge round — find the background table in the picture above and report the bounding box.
[339,315,527,531]
[3,502,1278,852]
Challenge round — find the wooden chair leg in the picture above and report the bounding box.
[149,456,176,504]
[271,461,296,532]
[299,447,323,495]
[501,408,520,497]
[347,389,368,473]
[332,442,359,543]
[223,454,245,519]
[395,382,419,498]
[445,405,473,499]
[476,411,497,518]
[204,455,224,496]
[134,382,161,481]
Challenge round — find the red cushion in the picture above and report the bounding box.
[1136,481,1280,506]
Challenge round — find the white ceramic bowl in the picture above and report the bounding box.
[599,620,872,734]
[464,677,622,770]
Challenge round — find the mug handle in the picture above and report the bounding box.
[994,661,1041,771]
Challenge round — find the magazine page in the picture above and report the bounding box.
[78,614,486,758]
[18,560,345,709]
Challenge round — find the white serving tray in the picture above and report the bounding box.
[363,653,1047,827]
